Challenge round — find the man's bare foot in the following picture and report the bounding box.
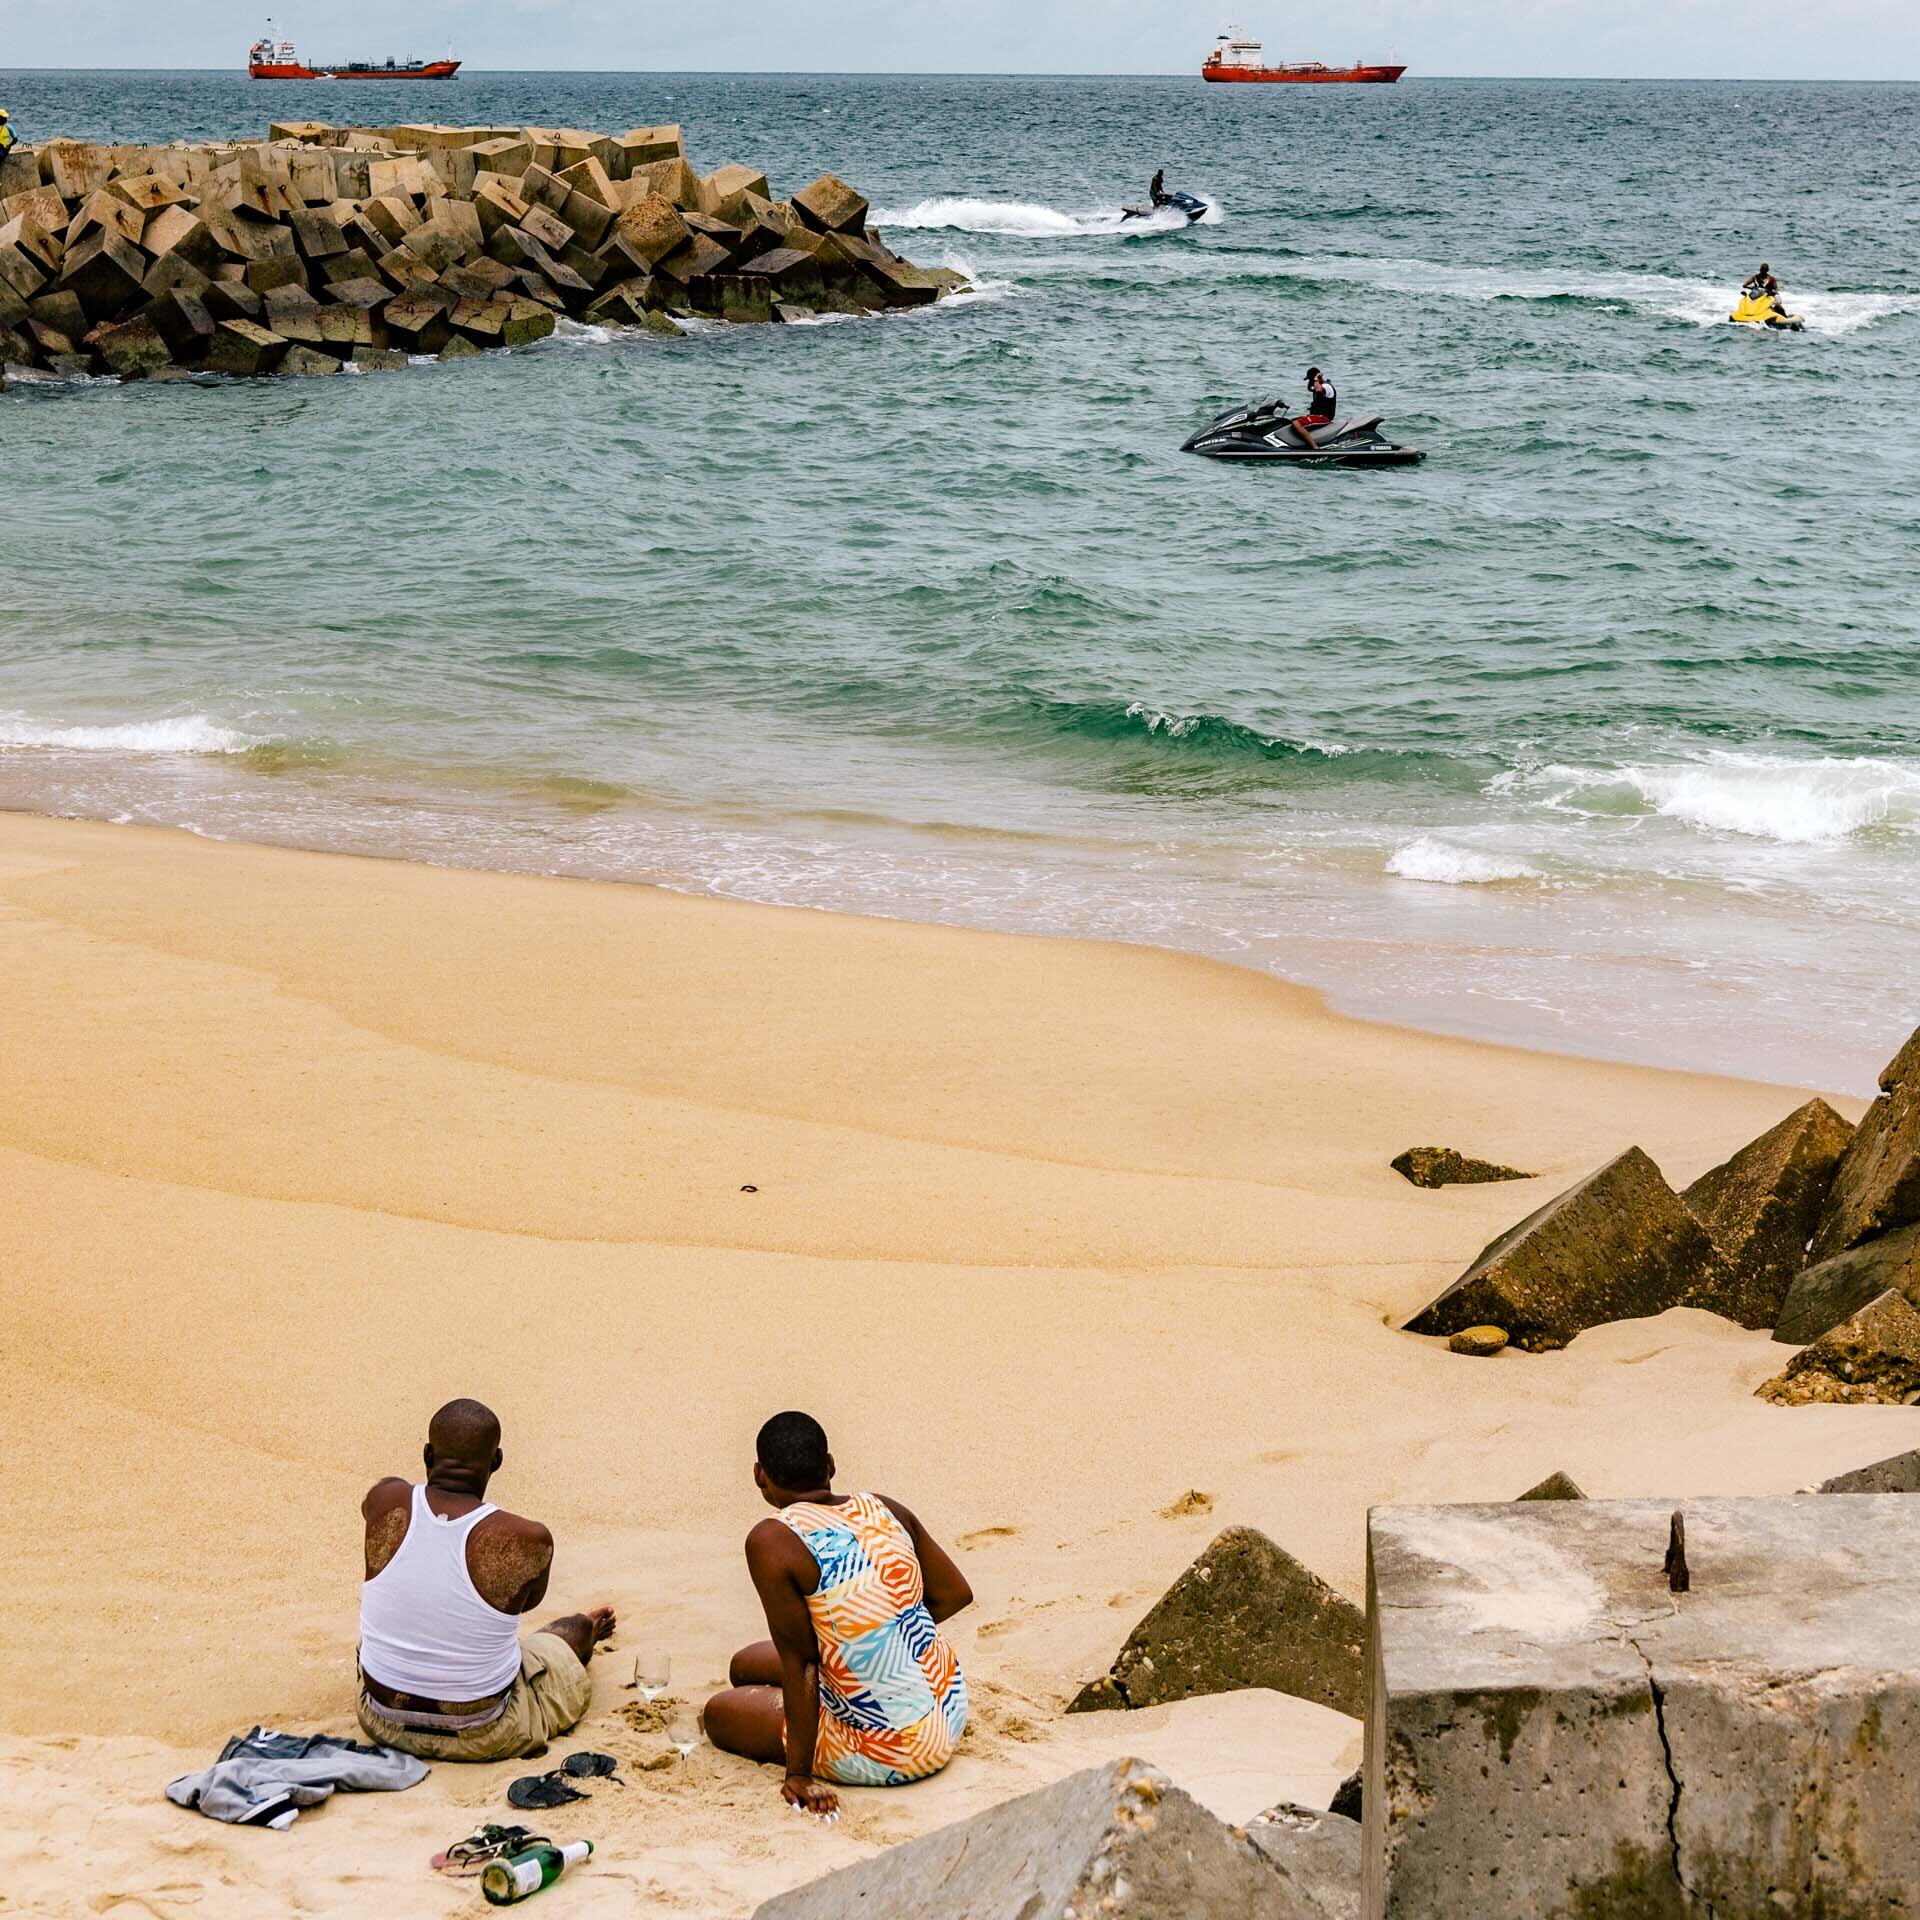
[540,1605,618,1666]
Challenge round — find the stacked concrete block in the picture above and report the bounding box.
[0,119,964,386]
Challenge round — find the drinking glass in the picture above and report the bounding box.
[667,1708,700,1761]
[632,1650,671,1702]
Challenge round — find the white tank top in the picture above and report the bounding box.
[358,1484,524,1700]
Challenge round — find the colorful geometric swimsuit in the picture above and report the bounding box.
[776,1490,969,1787]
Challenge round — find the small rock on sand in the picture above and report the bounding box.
[1448,1325,1509,1357]
[1391,1147,1532,1188]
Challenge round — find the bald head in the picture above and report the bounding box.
[426,1397,501,1471]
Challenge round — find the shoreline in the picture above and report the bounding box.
[0,786,1891,1096]
[2,808,1903,1917]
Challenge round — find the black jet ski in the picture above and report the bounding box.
[1182,397,1424,466]
[1122,190,1208,223]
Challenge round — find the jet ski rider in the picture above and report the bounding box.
[1741,263,1783,303]
[1293,367,1337,449]
[1149,168,1170,208]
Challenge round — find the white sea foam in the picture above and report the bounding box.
[0,714,252,755]
[874,195,1221,239]
[1386,837,1543,884]
[1271,257,1920,337]
[1494,753,1920,844]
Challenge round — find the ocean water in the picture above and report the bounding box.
[4,72,1918,1090]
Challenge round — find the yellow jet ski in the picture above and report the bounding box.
[1730,290,1805,332]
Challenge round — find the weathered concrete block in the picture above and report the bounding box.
[69,188,147,252]
[1757,1288,1920,1405]
[206,317,288,376]
[91,314,173,379]
[350,345,409,371]
[107,171,192,214]
[556,188,613,250]
[629,155,702,209]
[139,286,215,359]
[1403,1147,1731,1352]
[58,225,151,319]
[468,136,533,181]
[615,124,684,170]
[1245,1804,1361,1920]
[1390,1146,1532,1188]
[1682,1098,1853,1326]
[139,204,223,273]
[276,343,339,376]
[608,193,689,268]
[793,171,869,235]
[754,1757,1303,1920]
[1820,1447,1920,1493]
[1811,1025,1920,1261]
[289,208,347,262]
[43,140,113,201]
[1365,1496,1920,1918]
[1068,1525,1366,1718]
[1773,1220,1920,1345]
[655,232,734,286]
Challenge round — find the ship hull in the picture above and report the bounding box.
[248,60,461,79]
[1202,63,1405,83]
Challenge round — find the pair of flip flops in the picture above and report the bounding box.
[431,1824,552,1874]
[507,1751,623,1810]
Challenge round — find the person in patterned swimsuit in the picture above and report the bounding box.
[703,1411,973,1818]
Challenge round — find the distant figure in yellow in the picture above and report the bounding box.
[0,110,18,158]
[356,1398,616,1761]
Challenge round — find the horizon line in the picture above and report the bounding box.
[5,67,1918,84]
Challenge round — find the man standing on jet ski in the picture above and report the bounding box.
[1293,367,1338,449]
[1149,168,1170,208]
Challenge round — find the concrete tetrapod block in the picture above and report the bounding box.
[1364,1496,1920,1918]
[1772,1220,1920,1344]
[752,1757,1308,1920]
[1811,1023,1920,1262]
[1067,1525,1366,1718]
[1403,1147,1732,1352]
[1681,1097,1854,1326]
[1245,1804,1361,1919]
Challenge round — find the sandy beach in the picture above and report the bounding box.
[1,809,1904,1919]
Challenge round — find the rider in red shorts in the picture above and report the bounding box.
[1294,367,1337,448]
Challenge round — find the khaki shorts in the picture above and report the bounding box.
[357,1633,593,1763]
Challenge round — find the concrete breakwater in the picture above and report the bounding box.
[0,121,969,383]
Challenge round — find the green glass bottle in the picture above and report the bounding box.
[482,1839,594,1905]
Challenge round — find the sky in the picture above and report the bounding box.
[6,0,1917,79]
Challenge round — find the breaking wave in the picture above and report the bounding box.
[1492,753,1920,844]
[0,713,252,755]
[1386,838,1544,884]
[874,196,1222,238]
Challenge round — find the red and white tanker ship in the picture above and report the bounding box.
[1202,24,1404,83]
[247,20,460,79]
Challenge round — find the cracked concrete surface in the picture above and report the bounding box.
[1362,1497,1920,1917]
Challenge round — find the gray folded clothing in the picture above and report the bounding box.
[166,1726,429,1828]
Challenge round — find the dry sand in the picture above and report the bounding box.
[0,811,1904,1918]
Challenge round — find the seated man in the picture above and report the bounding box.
[704,1411,972,1818]
[1293,365,1338,448]
[356,1397,615,1761]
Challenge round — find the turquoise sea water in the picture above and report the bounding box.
[3,72,1918,1088]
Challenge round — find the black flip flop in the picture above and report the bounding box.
[507,1771,589,1810]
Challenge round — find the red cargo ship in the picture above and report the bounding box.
[1202,25,1404,83]
[247,23,460,79]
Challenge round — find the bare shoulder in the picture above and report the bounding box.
[747,1515,797,1560]
[466,1506,554,1612]
[362,1475,412,1521]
